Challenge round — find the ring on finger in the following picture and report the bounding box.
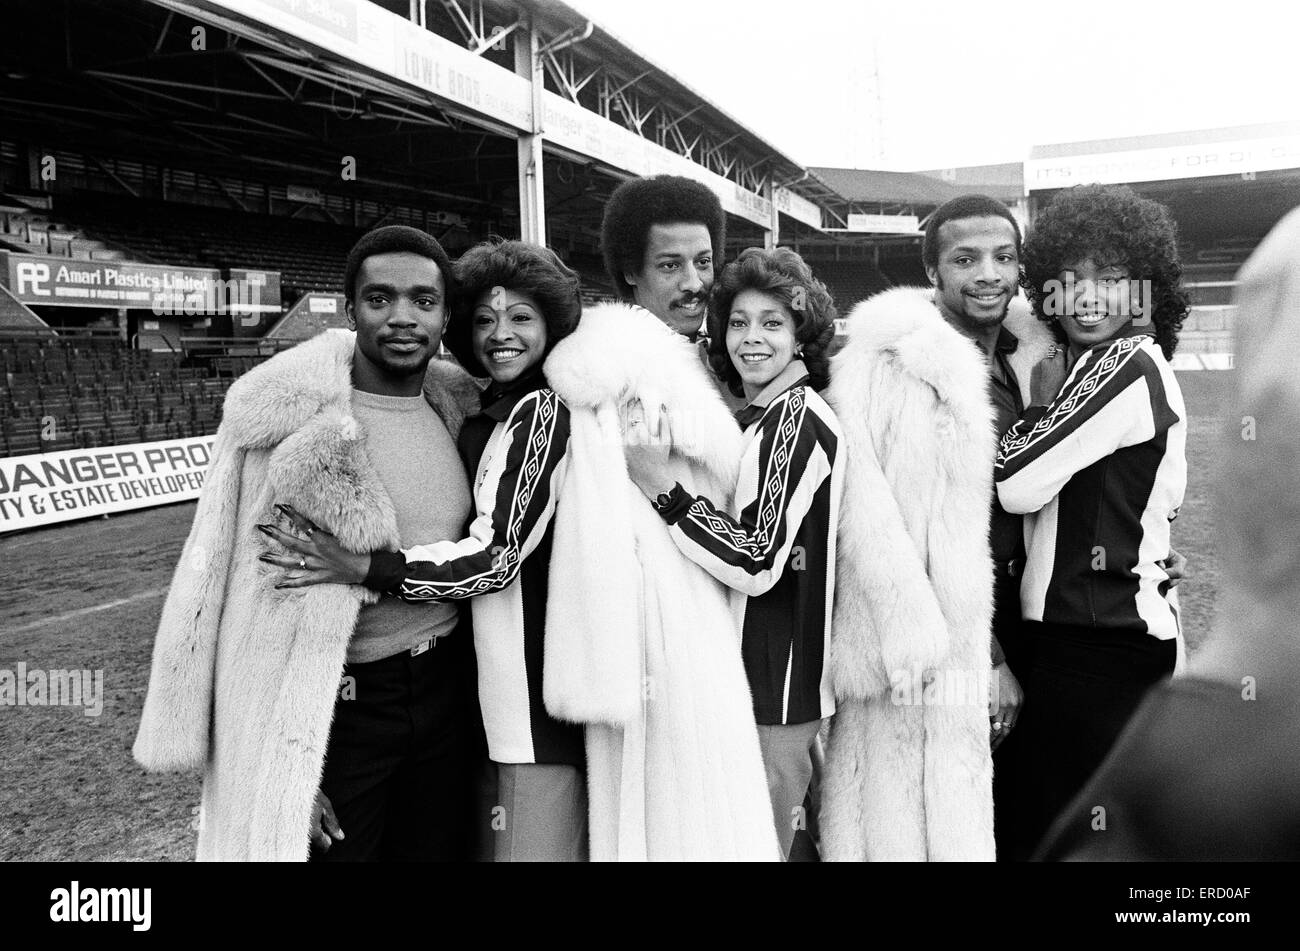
[298,556,306,570]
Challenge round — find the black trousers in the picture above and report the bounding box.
[1006,620,1176,861]
[991,573,1031,862]
[310,623,483,862]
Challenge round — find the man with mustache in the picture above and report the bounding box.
[601,174,744,408]
[133,225,482,861]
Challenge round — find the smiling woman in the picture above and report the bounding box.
[705,246,837,399]
[471,287,548,384]
[1021,184,1190,361]
[265,238,592,862]
[995,183,1192,858]
[624,245,843,860]
[443,239,582,380]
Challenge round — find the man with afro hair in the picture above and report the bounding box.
[601,174,726,339]
[600,174,741,409]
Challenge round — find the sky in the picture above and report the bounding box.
[567,0,1300,171]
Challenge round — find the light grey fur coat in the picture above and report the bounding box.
[132,329,479,861]
[820,287,1052,861]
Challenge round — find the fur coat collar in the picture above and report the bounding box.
[541,303,778,861]
[221,328,480,448]
[1002,294,1057,406]
[133,330,478,861]
[821,287,997,861]
[883,288,1056,409]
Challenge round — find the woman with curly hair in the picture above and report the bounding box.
[263,238,591,861]
[625,246,844,860]
[994,184,1190,858]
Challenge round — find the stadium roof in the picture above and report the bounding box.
[1030,119,1300,160]
[914,162,1024,203]
[0,0,838,261]
[516,0,814,193]
[808,166,966,207]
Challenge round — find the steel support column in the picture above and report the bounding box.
[766,179,780,250]
[514,18,545,245]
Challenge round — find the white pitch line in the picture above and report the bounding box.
[4,587,169,637]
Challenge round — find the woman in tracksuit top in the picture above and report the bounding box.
[625,246,843,861]
[272,239,586,861]
[994,185,1189,859]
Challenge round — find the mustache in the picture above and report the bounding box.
[672,294,706,308]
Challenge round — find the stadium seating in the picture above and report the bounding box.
[808,259,893,310]
[37,194,366,302]
[4,191,623,312]
[1,330,238,457]
[0,188,626,458]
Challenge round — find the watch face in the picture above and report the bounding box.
[657,492,672,508]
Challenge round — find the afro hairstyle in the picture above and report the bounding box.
[1021,184,1189,360]
[600,175,726,300]
[706,246,838,397]
[443,238,582,378]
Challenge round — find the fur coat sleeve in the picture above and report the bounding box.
[133,428,244,770]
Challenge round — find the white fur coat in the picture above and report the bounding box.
[542,303,779,861]
[821,287,1003,861]
[132,330,479,861]
[1002,294,1057,405]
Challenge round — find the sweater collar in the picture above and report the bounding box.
[221,330,480,448]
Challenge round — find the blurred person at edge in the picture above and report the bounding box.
[265,238,779,861]
[133,226,481,861]
[264,240,588,861]
[994,184,1191,860]
[624,247,844,860]
[1038,207,1300,860]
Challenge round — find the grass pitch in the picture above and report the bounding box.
[0,402,1228,861]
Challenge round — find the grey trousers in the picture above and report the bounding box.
[757,718,825,861]
[493,763,588,862]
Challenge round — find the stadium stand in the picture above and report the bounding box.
[0,280,51,332]
[2,0,1292,475]
[0,163,623,460]
[812,259,893,310]
[62,194,362,299]
[0,329,233,457]
[2,191,363,302]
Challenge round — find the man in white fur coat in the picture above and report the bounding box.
[132,227,480,861]
[540,301,779,861]
[550,174,772,858]
[820,196,1054,861]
